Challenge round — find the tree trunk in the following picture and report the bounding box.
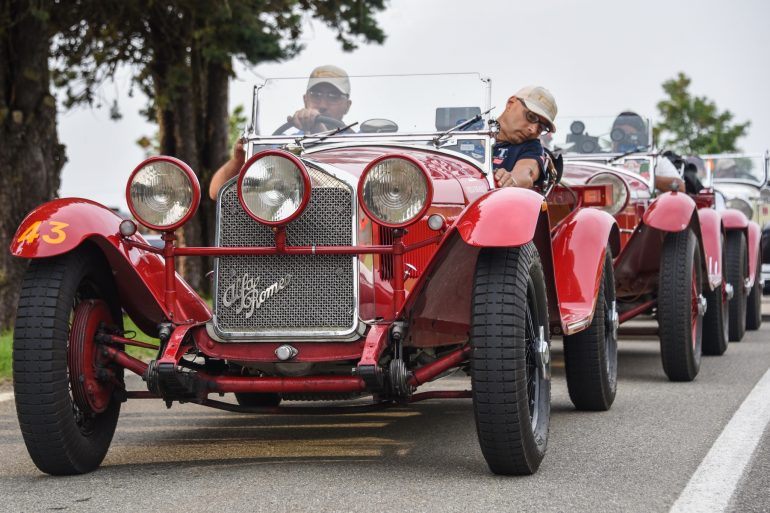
[148,20,231,295]
[0,0,64,330]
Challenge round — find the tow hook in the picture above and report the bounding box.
[698,294,708,316]
[534,326,550,380]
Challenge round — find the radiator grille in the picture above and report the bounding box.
[213,168,356,339]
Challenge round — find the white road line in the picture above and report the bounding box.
[670,367,770,513]
[0,392,13,403]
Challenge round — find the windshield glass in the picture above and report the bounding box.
[547,115,652,155]
[703,154,766,185]
[252,72,491,137]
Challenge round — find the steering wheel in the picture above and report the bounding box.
[272,115,347,136]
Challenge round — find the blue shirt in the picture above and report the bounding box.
[492,139,548,187]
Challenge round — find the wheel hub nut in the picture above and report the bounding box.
[698,295,708,316]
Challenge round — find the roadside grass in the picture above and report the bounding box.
[121,315,160,361]
[0,330,11,381]
[0,315,159,381]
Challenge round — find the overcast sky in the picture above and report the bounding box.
[58,0,770,210]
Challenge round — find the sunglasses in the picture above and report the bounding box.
[307,90,348,103]
[517,97,551,134]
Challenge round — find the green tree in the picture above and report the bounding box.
[52,0,386,291]
[654,72,750,154]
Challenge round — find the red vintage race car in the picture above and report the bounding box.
[702,153,767,333]
[552,115,762,381]
[10,73,619,476]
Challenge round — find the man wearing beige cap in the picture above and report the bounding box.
[287,64,352,133]
[209,65,352,199]
[493,85,557,189]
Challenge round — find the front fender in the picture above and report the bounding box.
[11,198,124,257]
[697,208,724,289]
[721,208,749,229]
[551,208,620,335]
[10,198,211,334]
[456,187,545,247]
[642,191,697,232]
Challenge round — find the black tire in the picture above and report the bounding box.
[702,236,729,356]
[563,248,618,411]
[746,250,763,330]
[13,244,122,475]
[725,231,747,341]
[471,243,550,475]
[657,230,703,381]
[234,392,281,407]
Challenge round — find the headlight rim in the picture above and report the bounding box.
[726,197,754,220]
[237,149,311,227]
[586,171,630,216]
[125,155,201,232]
[358,154,434,229]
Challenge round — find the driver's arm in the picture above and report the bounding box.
[495,158,540,189]
[209,140,245,200]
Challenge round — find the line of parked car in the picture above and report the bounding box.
[8,74,767,476]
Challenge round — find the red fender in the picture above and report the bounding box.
[456,187,545,247]
[642,191,697,232]
[697,208,724,289]
[551,208,620,335]
[10,198,211,334]
[721,208,749,229]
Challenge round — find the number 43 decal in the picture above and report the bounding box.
[17,221,69,245]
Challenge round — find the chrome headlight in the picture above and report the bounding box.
[238,150,310,225]
[726,198,754,220]
[586,172,629,216]
[127,156,200,231]
[359,155,432,228]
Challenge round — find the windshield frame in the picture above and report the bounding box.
[248,72,493,139]
[700,152,769,187]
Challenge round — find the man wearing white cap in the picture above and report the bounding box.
[493,85,557,189]
[209,65,352,199]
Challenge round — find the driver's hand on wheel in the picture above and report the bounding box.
[289,108,322,132]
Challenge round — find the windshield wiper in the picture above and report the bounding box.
[432,107,494,147]
[608,146,647,164]
[294,122,359,149]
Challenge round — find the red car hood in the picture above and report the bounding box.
[304,144,487,204]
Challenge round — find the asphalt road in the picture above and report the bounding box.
[1,302,769,513]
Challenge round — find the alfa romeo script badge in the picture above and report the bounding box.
[222,273,292,319]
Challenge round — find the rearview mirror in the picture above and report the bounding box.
[360,118,399,133]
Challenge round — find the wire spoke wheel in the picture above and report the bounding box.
[13,244,123,475]
[658,230,703,381]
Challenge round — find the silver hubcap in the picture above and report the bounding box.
[535,325,550,380]
[698,294,708,316]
